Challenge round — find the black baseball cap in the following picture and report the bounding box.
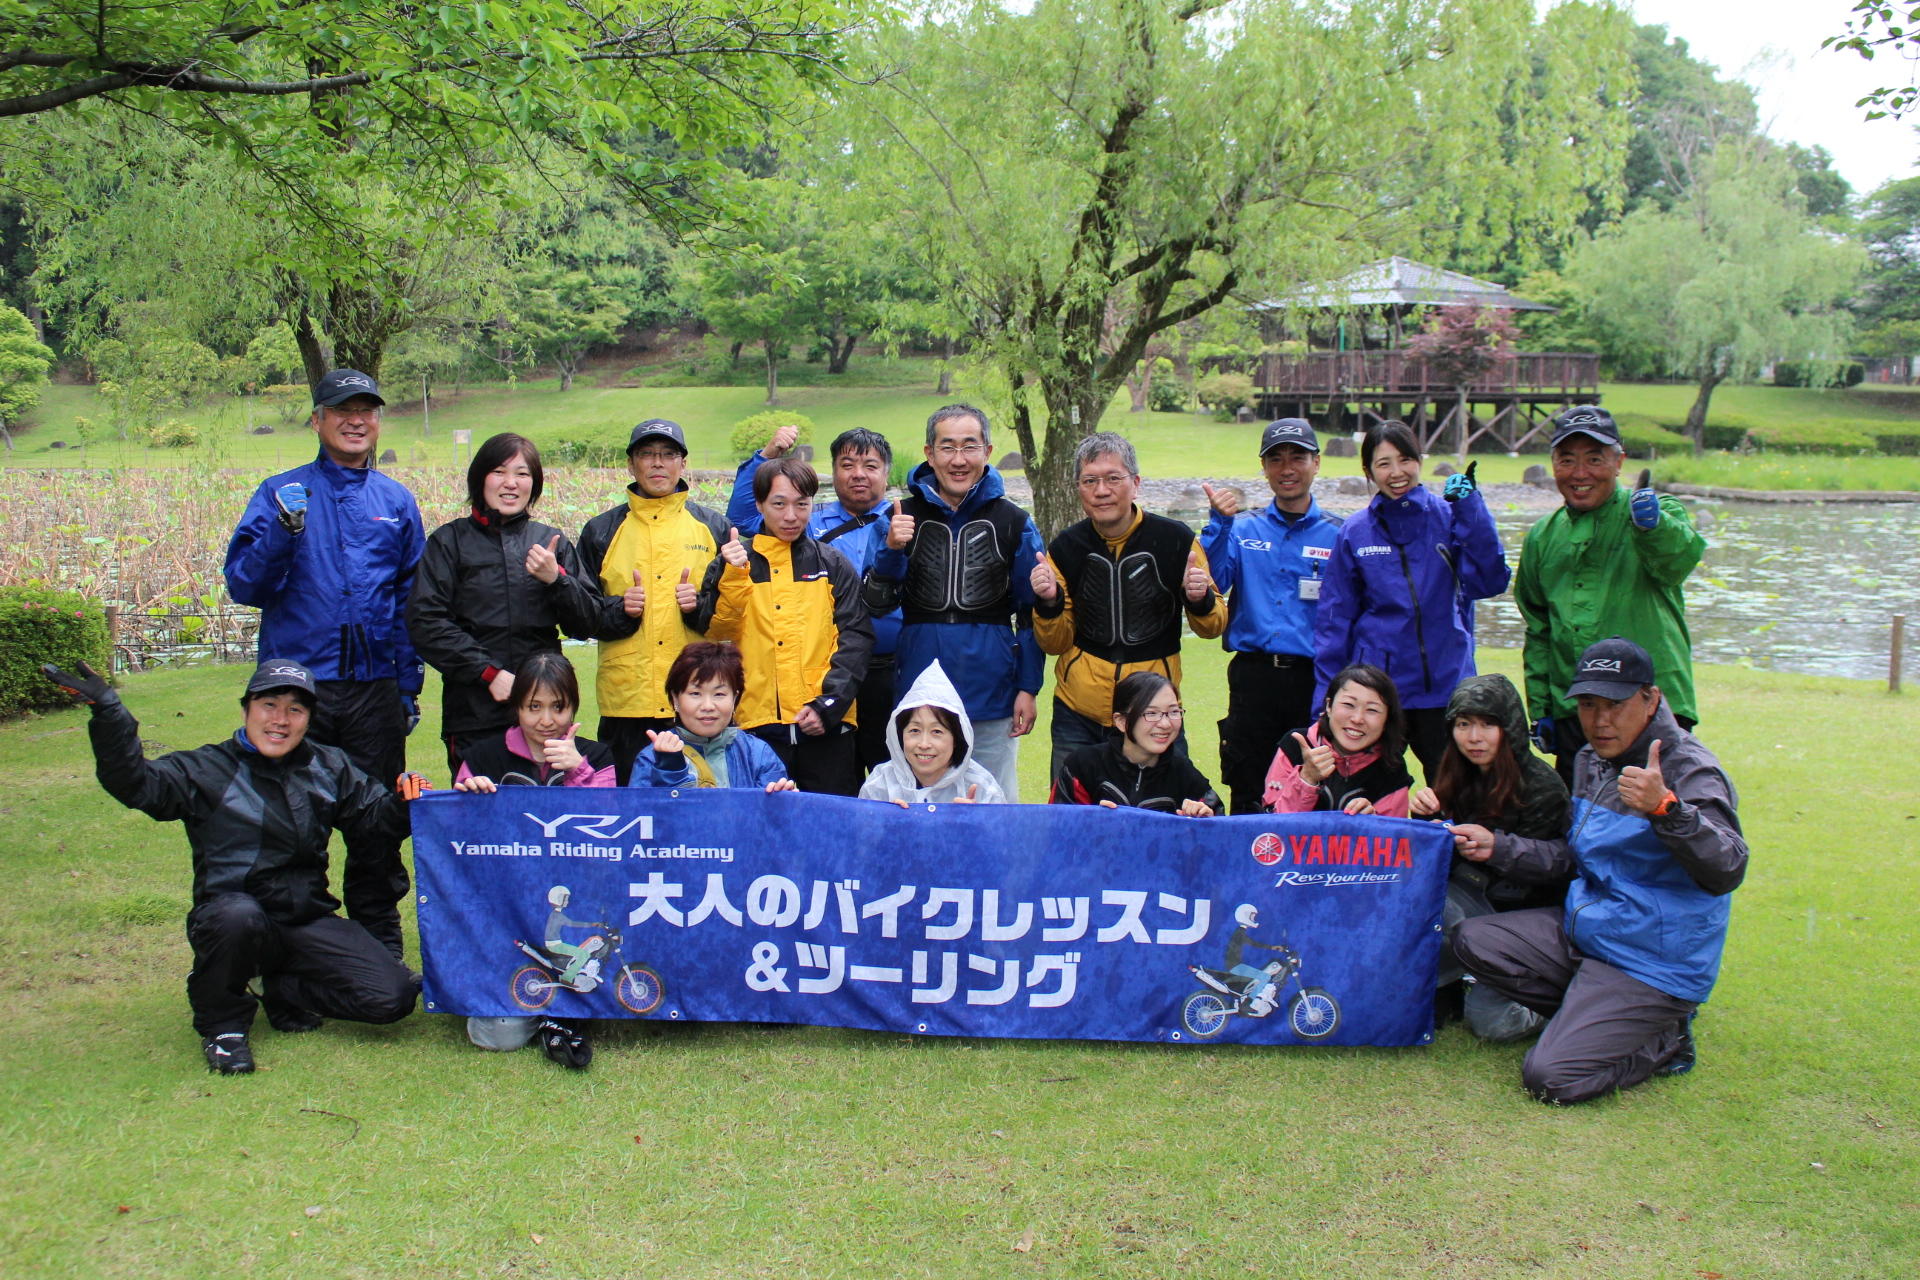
[1565,637,1655,701]
[628,418,688,455]
[242,659,317,703]
[1260,418,1321,456]
[313,369,384,407]
[1550,404,1620,450]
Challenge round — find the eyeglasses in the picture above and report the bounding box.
[1137,706,1185,725]
[1077,472,1136,492]
[933,441,986,460]
[633,448,682,464]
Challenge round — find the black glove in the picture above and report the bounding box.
[41,661,115,705]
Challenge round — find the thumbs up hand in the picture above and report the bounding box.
[720,526,749,568]
[525,533,562,584]
[1202,482,1238,519]
[540,723,584,773]
[1183,550,1211,603]
[1293,731,1337,786]
[885,501,916,551]
[1619,737,1670,816]
[675,565,699,613]
[1030,552,1061,603]
[622,568,647,617]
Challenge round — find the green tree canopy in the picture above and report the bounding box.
[0,300,56,451]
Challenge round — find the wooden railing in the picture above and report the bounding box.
[1256,351,1600,396]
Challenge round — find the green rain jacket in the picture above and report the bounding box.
[1513,486,1705,725]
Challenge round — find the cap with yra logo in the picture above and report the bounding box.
[313,369,384,408]
[1260,418,1321,456]
[628,418,688,455]
[1550,404,1620,450]
[243,659,317,701]
[1565,636,1655,701]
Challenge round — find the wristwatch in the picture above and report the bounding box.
[1651,789,1679,818]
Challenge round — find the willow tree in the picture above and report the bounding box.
[840,0,1632,534]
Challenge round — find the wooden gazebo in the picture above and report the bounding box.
[1249,257,1599,453]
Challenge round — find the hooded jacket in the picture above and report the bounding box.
[634,726,789,790]
[224,452,426,692]
[1264,720,1412,817]
[87,695,409,925]
[1486,699,1746,1003]
[859,660,1007,805]
[576,482,729,720]
[1433,673,1570,909]
[1312,483,1509,710]
[407,509,605,740]
[864,462,1046,723]
[705,532,873,732]
[1514,486,1705,726]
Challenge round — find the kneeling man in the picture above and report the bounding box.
[1448,638,1746,1104]
[45,659,423,1075]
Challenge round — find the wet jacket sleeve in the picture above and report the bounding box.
[633,746,692,788]
[1513,536,1556,724]
[1184,537,1228,638]
[728,454,767,535]
[1031,530,1074,655]
[1200,511,1239,594]
[1632,496,1706,587]
[576,511,641,641]
[1012,518,1046,695]
[813,549,874,730]
[333,756,411,848]
[707,559,750,644]
[1262,744,1320,814]
[406,529,494,685]
[1179,756,1223,813]
[739,734,791,789]
[1310,536,1362,708]
[88,698,204,823]
[223,482,300,607]
[392,499,426,696]
[547,534,606,641]
[1488,829,1575,883]
[1655,750,1747,895]
[1447,489,1511,601]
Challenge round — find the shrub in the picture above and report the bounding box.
[145,418,201,448]
[1773,360,1865,388]
[1194,371,1254,419]
[544,436,625,468]
[728,411,816,462]
[0,587,111,719]
[1870,432,1920,457]
[1147,359,1187,412]
[1612,412,1688,458]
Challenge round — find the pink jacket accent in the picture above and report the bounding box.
[454,725,615,788]
[1262,722,1410,818]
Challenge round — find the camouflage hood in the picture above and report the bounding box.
[1443,673,1533,767]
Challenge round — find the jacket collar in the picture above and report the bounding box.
[907,461,1005,517]
[626,482,690,516]
[470,505,531,532]
[311,450,371,486]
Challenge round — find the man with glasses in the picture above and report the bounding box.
[224,369,424,960]
[863,404,1046,800]
[576,418,729,782]
[1032,432,1227,778]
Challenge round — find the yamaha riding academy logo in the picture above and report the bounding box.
[1581,657,1624,675]
[1251,833,1287,866]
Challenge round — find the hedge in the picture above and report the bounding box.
[0,587,111,719]
[1772,361,1865,389]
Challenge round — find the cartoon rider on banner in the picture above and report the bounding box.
[544,886,600,986]
[1226,904,1285,1003]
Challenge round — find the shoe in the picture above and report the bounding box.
[1656,1016,1696,1077]
[538,1018,592,1070]
[202,1032,256,1075]
[264,997,323,1034]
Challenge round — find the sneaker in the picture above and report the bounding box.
[263,997,323,1034]
[538,1018,592,1071]
[1656,1016,1697,1077]
[202,1032,256,1075]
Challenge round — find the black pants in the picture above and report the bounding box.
[749,723,861,796]
[1452,907,1695,1105]
[309,678,409,957]
[1549,711,1697,787]
[1217,653,1316,815]
[1403,706,1451,786]
[185,893,417,1035]
[854,654,897,774]
[599,715,676,786]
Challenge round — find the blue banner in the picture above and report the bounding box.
[412,789,1452,1047]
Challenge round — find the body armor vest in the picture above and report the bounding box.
[1047,512,1195,664]
[900,496,1027,625]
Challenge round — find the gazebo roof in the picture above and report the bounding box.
[1252,256,1554,312]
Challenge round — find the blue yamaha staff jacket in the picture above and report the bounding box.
[1201,498,1343,658]
[224,452,426,693]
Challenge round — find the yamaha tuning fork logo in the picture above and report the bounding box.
[1250,833,1286,866]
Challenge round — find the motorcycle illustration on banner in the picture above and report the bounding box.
[1180,904,1341,1040]
[508,885,665,1015]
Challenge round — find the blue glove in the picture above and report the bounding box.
[1532,717,1557,754]
[402,694,420,735]
[1442,461,1478,502]
[1629,487,1660,530]
[273,482,309,534]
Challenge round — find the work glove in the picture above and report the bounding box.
[273,482,309,535]
[1442,461,1478,502]
[1629,486,1661,530]
[41,660,116,706]
[401,694,420,735]
[1531,716,1556,755]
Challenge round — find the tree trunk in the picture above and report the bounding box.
[0,417,13,451]
[729,340,744,369]
[826,332,857,375]
[294,306,329,395]
[558,362,576,392]
[936,334,953,395]
[763,338,780,406]
[1455,388,1468,464]
[1030,375,1109,539]
[1684,367,1723,455]
[1126,361,1150,412]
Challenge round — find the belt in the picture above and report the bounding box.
[1238,651,1311,669]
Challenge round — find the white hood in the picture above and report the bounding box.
[882,659,976,771]
[859,659,1005,805]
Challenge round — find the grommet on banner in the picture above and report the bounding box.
[418,894,428,903]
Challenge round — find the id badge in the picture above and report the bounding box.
[1298,577,1322,601]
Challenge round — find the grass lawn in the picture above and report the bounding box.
[2,648,1915,1278]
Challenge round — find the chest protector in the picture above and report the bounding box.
[901,495,1028,624]
[1050,513,1192,663]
